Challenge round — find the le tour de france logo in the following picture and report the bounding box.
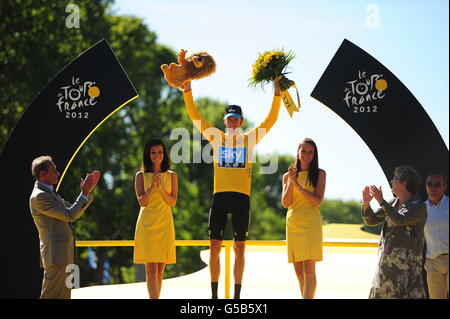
[56,76,101,119]
[343,70,388,114]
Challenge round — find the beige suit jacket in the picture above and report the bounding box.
[29,182,93,268]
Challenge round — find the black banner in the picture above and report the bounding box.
[311,39,448,199]
[0,39,137,298]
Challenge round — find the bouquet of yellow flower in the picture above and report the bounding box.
[249,49,300,117]
[249,50,296,91]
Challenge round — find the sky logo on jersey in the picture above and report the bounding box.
[218,146,246,168]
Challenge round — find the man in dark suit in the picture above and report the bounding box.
[29,155,100,299]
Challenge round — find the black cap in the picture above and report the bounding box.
[224,105,243,119]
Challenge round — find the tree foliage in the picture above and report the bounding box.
[0,0,113,151]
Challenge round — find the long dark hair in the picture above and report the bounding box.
[141,138,170,173]
[294,138,320,188]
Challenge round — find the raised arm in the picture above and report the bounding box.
[181,81,223,143]
[32,191,92,222]
[245,76,282,144]
[378,199,427,226]
[369,185,427,226]
[361,186,387,226]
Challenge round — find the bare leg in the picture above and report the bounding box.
[157,263,166,298]
[209,239,222,282]
[209,240,222,298]
[293,261,305,298]
[303,260,317,299]
[145,263,159,299]
[233,241,246,284]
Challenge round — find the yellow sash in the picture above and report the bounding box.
[281,83,301,118]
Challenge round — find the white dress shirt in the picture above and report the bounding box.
[424,195,449,259]
[37,181,54,192]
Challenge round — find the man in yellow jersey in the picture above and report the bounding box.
[181,75,281,299]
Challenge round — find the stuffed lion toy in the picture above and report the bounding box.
[161,49,216,88]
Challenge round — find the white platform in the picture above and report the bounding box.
[72,245,378,299]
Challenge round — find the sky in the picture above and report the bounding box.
[111,0,449,201]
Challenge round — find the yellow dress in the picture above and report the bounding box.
[286,171,323,263]
[133,171,176,264]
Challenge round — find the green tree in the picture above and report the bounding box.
[320,199,382,234]
[320,199,362,224]
[0,0,113,151]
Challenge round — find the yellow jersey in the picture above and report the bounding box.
[183,91,281,195]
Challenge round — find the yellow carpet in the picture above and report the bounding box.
[323,223,379,239]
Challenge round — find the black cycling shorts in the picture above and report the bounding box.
[208,192,251,241]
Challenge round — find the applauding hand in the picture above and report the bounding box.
[362,186,373,204]
[152,173,162,189]
[80,170,101,196]
[288,166,298,184]
[369,185,384,205]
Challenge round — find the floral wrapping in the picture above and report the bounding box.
[249,50,295,91]
[249,50,300,117]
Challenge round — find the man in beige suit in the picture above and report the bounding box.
[29,155,100,299]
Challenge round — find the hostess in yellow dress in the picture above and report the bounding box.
[286,170,323,263]
[133,171,176,264]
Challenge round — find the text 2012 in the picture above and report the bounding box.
[65,111,89,119]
